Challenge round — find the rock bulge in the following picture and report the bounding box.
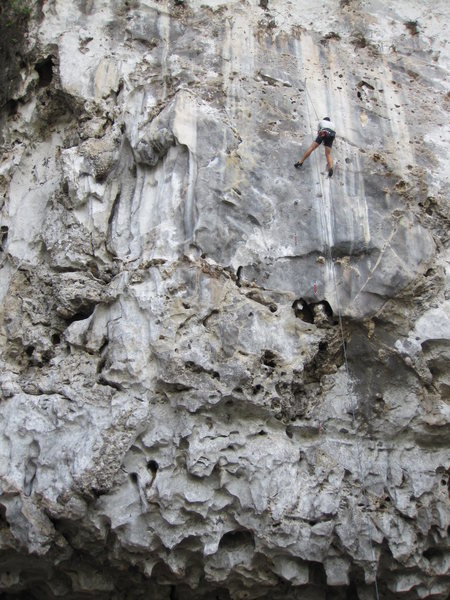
[0,1,449,599]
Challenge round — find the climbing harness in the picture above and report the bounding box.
[303,78,381,600]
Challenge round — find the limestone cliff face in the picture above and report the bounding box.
[0,1,449,598]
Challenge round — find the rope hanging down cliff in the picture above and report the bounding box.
[303,79,381,600]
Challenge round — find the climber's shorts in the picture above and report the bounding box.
[315,129,336,148]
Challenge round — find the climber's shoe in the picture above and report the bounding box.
[328,168,333,178]
[294,161,303,169]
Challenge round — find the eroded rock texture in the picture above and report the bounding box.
[0,1,449,598]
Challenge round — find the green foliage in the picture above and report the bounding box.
[0,0,32,111]
[1,0,32,30]
[7,0,32,19]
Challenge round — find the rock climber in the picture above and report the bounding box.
[294,117,336,177]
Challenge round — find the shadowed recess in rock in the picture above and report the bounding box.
[0,0,448,599]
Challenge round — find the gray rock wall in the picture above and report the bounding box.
[0,1,449,599]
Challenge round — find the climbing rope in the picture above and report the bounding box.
[327,181,380,600]
[303,79,319,121]
[303,79,380,600]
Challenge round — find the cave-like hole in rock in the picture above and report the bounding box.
[308,560,327,585]
[423,547,442,560]
[292,298,314,323]
[0,504,9,528]
[65,303,96,324]
[35,56,54,87]
[318,299,334,318]
[90,487,102,499]
[218,529,255,551]
[5,99,18,116]
[236,265,243,287]
[346,583,360,600]
[42,349,53,364]
[293,298,335,325]
[147,460,158,475]
[95,171,107,184]
[1,226,9,251]
[261,349,277,368]
[1,589,43,600]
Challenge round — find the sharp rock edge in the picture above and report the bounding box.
[0,1,449,600]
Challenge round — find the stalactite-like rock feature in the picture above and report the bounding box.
[0,1,449,599]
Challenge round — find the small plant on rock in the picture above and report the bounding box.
[0,0,33,110]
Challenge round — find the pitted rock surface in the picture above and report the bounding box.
[0,1,449,599]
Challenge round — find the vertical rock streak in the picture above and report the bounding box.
[0,1,448,599]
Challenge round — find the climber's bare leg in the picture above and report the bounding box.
[325,146,333,170]
[298,141,319,164]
